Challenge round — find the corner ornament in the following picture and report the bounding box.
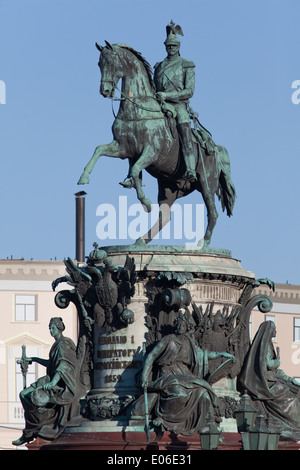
[52,244,136,332]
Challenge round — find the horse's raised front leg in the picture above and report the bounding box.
[78,140,121,185]
[130,146,156,212]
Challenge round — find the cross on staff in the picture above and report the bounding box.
[16,345,32,389]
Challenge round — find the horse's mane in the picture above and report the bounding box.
[114,43,155,90]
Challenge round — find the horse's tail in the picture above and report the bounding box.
[216,145,236,217]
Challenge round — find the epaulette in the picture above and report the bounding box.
[182,59,195,68]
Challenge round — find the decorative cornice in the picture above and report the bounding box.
[0,260,67,281]
[254,283,300,305]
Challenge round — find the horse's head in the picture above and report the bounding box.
[96,41,124,98]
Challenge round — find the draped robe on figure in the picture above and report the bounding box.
[134,332,221,436]
[238,321,300,439]
[20,335,81,440]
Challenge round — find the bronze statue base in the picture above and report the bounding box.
[28,430,300,451]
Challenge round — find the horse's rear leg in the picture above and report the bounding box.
[202,192,218,246]
[138,185,177,244]
[139,203,172,244]
[78,141,121,184]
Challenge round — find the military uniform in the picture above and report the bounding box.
[154,56,195,124]
[153,25,197,181]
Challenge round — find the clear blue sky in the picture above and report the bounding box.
[0,0,299,284]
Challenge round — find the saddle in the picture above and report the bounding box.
[120,102,218,190]
[159,101,217,155]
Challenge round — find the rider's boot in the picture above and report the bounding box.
[178,122,197,182]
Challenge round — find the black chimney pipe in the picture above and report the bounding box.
[75,191,87,262]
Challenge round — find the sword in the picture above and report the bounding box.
[142,342,150,442]
[144,384,150,442]
[16,345,32,389]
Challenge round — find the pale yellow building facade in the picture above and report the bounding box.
[251,282,300,381]
[0,259,77,449]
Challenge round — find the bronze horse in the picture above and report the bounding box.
[78,42,236,246]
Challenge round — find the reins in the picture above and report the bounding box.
[109,85,165,119]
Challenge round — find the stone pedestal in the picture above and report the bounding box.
[35,245,260,449]
[92,320,145,396]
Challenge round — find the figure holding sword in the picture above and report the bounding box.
[12,317,85,446]
[132,310,235,437]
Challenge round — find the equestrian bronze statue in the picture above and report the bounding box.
[78,22,236,247]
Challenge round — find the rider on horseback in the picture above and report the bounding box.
[78,31,235,246]
[154,21,197,182]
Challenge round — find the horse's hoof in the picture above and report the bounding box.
[197,238,210,250]
[197,239,205,249]
[78,174,90,185]
[134,237,147,246]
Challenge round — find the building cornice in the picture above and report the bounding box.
[254,282,300,305]
[0,260,67,281]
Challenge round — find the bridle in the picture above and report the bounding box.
[100,46,164,118]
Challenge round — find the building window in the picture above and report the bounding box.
[293,318,300,342]
[265,314,275,324]
[249,314,252,339]
[16,361,37,399]
[264,315,276,340]
[15,295,36,321]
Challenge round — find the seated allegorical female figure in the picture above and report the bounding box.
[13,317,86,445]
[238,320,300,440]
[131,310,235,436]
